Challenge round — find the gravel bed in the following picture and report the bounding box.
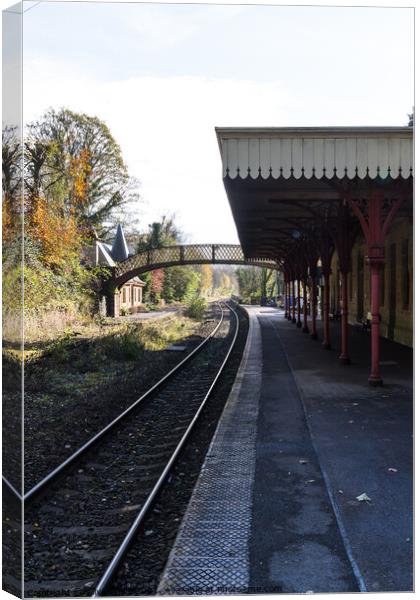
[24,305,221,491]
[24,305,236,597]
[3,483,23,598]
[3,356,23,491]
[107,304,249,596]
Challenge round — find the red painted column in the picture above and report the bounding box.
[311,279,318,340]
[368,260,383,385]
[346,187,408,384]
[284,280,289,318]
[296,278,302,327]
[322,270,331,349]
[339,270,350,364]
[291,280,296,323]
[302,281,309,333]
[287,280,292,320]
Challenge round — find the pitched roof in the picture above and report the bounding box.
[111,223,129,261]
[97,242,116,267]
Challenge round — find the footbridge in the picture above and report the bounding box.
[104,243,279,316]
[113,243,279,287]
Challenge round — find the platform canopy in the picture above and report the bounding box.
[215,127,413,261]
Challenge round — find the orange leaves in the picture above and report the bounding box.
[28,196,81,270]
[22,147,92,270]
[200,264,213,293]
[69,148,91,207]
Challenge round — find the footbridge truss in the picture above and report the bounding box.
[113,244,279,287]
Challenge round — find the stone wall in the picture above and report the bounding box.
[329,216,412,347]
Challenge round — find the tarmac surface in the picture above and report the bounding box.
[120,307,180,321]
[159,306,413,594]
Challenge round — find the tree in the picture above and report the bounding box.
[137,215,180,252]
[260,267,276,298]
[199,264,213,296]
[162,266,201,302]
[2,127,22,242]
[28,196,82,270]
[236,266,260,301]
[408,110,414,127]
[219,272,234,294]
[150,269,164,302]
[25,108,139,235]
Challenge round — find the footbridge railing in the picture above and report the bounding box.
[114,244,279,286]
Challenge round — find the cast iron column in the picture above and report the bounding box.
[302,279,309,333]
[368,258,383,385]
[346,188,407,384]
[322,269,331,349]
[328,203,354,365]
[310,277,318,340]
[296,278,302,327]
[291,279,296,323]
[339,270,350,363]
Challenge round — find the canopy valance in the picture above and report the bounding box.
[216,127,412,180]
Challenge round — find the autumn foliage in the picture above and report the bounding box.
[28,196,82,269]
[150,269,165,300]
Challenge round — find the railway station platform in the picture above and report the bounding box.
[158,306,413,595]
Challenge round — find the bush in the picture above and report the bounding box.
[185,296,207,320]
[102,330,145,361]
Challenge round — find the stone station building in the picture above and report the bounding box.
[86,224,146,315]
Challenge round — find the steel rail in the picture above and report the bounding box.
[92,301,240,597]
[2,475,22,501]
[24,303,226,503]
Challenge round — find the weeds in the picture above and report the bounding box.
[185,296,207,320]
[101,329,145,361]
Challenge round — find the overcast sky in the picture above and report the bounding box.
[17,1,414,243]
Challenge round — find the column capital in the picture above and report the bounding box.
[367,243,385,265]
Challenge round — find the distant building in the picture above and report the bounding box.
[84,224,146,315]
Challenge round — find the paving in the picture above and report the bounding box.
[158,306,413,594]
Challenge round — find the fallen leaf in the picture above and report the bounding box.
[338,490,344,494]
[299,459,308,464]
[356,492,372,503]
[388,468,398,473]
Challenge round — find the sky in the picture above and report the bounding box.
[5,0,415,243]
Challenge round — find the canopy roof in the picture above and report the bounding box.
[215,127,413,261]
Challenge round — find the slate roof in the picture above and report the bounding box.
[111,223,130,261]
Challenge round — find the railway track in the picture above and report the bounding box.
[24,301,242,597]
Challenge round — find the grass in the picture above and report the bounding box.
[99,317,196,360]
[3,303,208,415]
[3,312,199,372]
